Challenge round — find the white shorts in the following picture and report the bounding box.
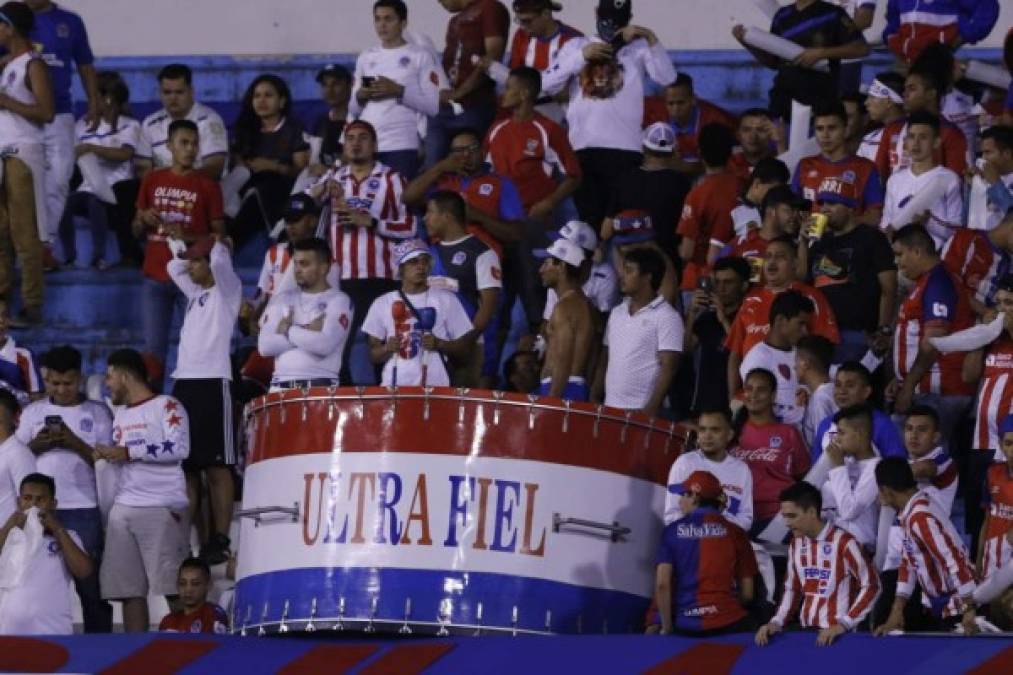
[100,503,190,599]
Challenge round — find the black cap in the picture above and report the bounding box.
[316,63,352,84]
[513,0,563,11]
[283,194,321,222]
[0,2,35,35]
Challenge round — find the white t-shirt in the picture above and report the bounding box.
[136,101,229,170]
[740,342,804,427]
[603,295,684,410]
[0,436,35,524]
[881,165,963,249]
[75,116,140,192]
[111,395,190,509]
[258,287,353,383]
[350,43,442,153]
[543,261,619,318]
[168,242,243,380]
[362,288,473,387]
[543,37,677,152]
[664,450,754,532]
[802,381,836,448]
[0,528,82,635]
[255,243,340,300]
[16,399,113,509]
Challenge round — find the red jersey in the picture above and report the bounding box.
[893,263,974,396]
[725,282,840,358]
[772,523,879,630]
[442,0,509,110]
[727,229,774,261]
[727,151,758,181]
[437,170,525,256]
[981,463,1013,577]
[731,422,811,520]
[973,335,1013,451]
[656,507,757,632]
[484,113,582,210]
[940,228,1010,309]
[508,22,583,72]
[874,117,968,181]
[159,602,229,634]
[676,171,743,289]
[136,168,223,283]
[897,491,976,618]
[792,154,884,214]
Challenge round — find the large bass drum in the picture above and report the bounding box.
[234,387,689,636]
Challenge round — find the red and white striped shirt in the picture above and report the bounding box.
[772,523,879,630]
[941,228,1010,309]
[897,490,976,617]
[508,23,583,72]
[315,162,416,280]
[973,334,1013,453]
[981,463,1013,578]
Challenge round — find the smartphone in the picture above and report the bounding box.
[45,415,62,432]
[697,277,713,293]
[361,76,376,88]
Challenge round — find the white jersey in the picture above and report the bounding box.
[822,456,880,549]
[542,37,677,152]
[882,165,963,248]
[75,116,140,191]
[111,395,190,509]
[168,242,242,380]
[603,295,684,410]
[16,398,113,509]
[258,287,353,383]
[0,52,44,146]
[361,288,473,387]
[857,127,884,163]
[543,261,618,318]
[664,449,754,532]
[255,243,340,300]
[136,101,228,170]
[350,43,442,153]
[0,436,35,523]
[0,528,82,635]
[740,342,804,427]
[802,382,836,448]
[941,89,978,165]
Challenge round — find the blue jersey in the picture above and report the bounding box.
[30,4,94,114]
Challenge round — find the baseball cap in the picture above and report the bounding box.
[553,220,598,252]
[394,238,431,267]
[283,194,321,222]
[316,63,351,84]
[182,236,215,260]
[815,176,858,208]
[513,0,563,11]
[612,209,656,245]
[642,122,676,154]
[681,471,723,501]
[534,238,585,267]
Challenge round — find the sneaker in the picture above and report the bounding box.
[42,245,60,272]
[8,307,43,328]
[200,533,231,565]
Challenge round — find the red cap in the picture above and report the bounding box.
[182,236,215,260]
[681,471,723,501]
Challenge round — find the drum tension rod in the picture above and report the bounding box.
[235,502,300,527]
[552,513,631,543]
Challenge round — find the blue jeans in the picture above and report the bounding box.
[377,150,421,181]
[423,105,496,170]
[141,277,186,367]
[58,507,112,632]
[58,191,108,265]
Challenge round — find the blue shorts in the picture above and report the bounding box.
[537,377,589,402]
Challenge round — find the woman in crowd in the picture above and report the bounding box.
[230,74,309,248]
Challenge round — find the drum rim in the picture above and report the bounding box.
[234,617,552,637]
[243,386,686,440]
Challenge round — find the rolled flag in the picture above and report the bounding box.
[471,53,510,87]
[742,26,830,72]
[890,171,950,232]
[76,152,117,204]
[929,312,1005,354]
[221,165,252,219]
[777,136,819,177]
[964,60,1012,91]
[788,100,811,153]
[752,0,781,19]
[967,160,990,231]
[306,134,324,166]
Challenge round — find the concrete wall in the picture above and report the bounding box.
[58,0,1013,57]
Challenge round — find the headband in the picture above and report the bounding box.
[869,78,903,105]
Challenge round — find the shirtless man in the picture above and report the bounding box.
[535,238,597,401]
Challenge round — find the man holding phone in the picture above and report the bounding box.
[16,345,114,632]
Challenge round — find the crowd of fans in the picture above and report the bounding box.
[0,0,1011,639]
